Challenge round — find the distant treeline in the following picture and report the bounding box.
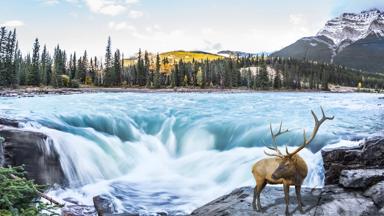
[1,26,383,90]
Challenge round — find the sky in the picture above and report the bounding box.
[1,0,384,58]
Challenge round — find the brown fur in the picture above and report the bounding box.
[251,154,308,215]
[252,108,333,215]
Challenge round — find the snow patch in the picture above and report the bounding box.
[317,9,384,46]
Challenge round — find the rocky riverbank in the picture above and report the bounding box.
[0,87,257,97]
[0,118,66,186]
[0,86,373,98]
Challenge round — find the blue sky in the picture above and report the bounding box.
[1,0,383,57]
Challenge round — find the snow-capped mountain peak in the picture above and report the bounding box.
[317,9,384,46]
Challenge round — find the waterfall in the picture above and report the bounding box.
[1,92,382,213]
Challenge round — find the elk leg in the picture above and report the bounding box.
[257,181,267,212]
[283,184,290,216]
[253,180,266,211]
[295,185,304,213]
[252,186,257,210]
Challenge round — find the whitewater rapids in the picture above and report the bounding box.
[0,92,383,214]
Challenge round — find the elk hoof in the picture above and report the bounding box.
[285,209,290,216]
[299,207,305,214]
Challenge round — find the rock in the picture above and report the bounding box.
[61,205,97,216]
[314,185,379,216]
[339,169,384,189]
[0,118,21,127]
[322,137,384,185]
[191,186,322,216]
[364,181,384,208]
[93,195,119,216]
[191,185,382,216]
[0,127,66,186]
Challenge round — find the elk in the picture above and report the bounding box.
[251,107,333,215]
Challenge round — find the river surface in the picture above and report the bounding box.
[0,92,383,214]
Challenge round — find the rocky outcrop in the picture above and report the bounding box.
[339,169,384,188]
[315,185,379,216]
[364,181,384,208]
[93,196,118,216]
[191,185,382,216]
[321,137,384,185]
[191,186,322,216]
[0,119,66,186]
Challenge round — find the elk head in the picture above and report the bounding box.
[265,107,334,181]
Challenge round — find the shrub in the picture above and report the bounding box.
[70,79,80,88]
[61,75,70,87]
[0,166,60,215]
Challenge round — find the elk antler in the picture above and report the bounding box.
[286,106,334,157]
[264,121,289,158]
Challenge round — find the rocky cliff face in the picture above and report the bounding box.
[0,118,66,186]
[317,9,384,46]
[322,137,384,185]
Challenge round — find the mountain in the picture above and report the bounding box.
[271,9,384,73]
[217,50,270,58]
[123,50,223,67]
[159,50,223,63]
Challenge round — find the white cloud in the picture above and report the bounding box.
[84,0,138,16]
[204,40,222,52]
[108,21,136,31]
[129,10,144,19]
[40,0,59,5]
[1,20,24,28]
[289,14,304,25]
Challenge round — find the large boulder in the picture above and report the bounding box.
[0,118,20,127]
[321,137,384,185]
[191,186,322,216]
[0,127,66,186]
[93,195,119,216]
[191,185,382,216]
[314,185,379,216]
[364,181,384,209]
[339,169,384,188]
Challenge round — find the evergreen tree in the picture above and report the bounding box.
[137,49,145,86]
[40,45,50,85]
[5,29,17,87]
[79,50,88,83]
[144,51,150,87]
[14,42,22,87]
[70,52,77,80]
[28,38,40,86]
[273,70,282,89]
[0,27,7,85]
[257,63,270,89]
[154,53,161,88]
[104,36,114,86]
[114,49,122,85]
